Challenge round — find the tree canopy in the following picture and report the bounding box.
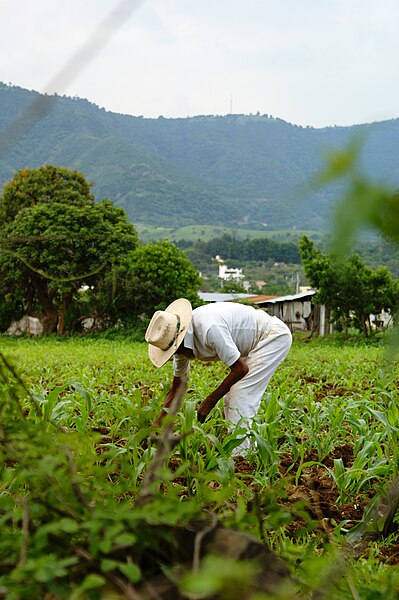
[0,165,138,333]
[80,239,201,332]
[128,240,201,315]
[299,235,399,336]
[178,233,300,268]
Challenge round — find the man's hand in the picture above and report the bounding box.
[197,397,217,424]
[196,358,248,425]
[197,404,209,424]
[152,375,188,427]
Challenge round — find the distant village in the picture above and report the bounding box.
[197,256,392,337]
[6,253,393,338]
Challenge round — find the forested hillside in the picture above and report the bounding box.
[1,82,398,230]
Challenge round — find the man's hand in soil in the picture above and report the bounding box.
[197,397,217,423]
[196,358,249,424]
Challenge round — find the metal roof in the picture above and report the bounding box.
[198,292,254,303]
[198,291,316,304]
[249,291,316,304]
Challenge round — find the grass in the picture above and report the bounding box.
[1,332,399,597]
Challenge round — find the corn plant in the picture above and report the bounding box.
[2,334,399,598]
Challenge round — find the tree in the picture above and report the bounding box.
[299,236,399,337]
[184,234,301,265]
[220,281,247,294]
[316,143,399,348]
[0,165,138,334]
[98,240,202,323]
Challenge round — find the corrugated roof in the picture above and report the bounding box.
[198,292,254,303]
[246,294,280,303]
[249,291,316,304]
[198,291,316,304]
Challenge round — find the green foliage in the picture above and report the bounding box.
[174,233,302,296]
[0,165,138,334]
[125,240,202,317]
[299,235,399,336]
[137,224,324,244]
[220,281,248,294]
[0,348,201,598]
[181,555,260,599]
[0,164,94,224]
[316,141,399,255]
[1,83,398,230]
[179,233,301,265]
[81,239,202,328]
[1,335,399,597]
[317,142,399,353]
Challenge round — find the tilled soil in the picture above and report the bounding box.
[234,446,399,564]
[93,429,399,565]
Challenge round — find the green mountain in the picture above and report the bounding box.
[1,82,398,231]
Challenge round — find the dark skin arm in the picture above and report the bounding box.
[153,375,188,426]
[153,344,194,426]
[154,344,249,426]
[197,357,249,423]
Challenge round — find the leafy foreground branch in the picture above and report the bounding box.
[0,352,296,599]
[1,351,399,599]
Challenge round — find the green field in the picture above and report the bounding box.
[135,223,324,244]
[1,334,399,598]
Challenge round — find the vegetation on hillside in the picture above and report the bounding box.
[1,86,399,598]
[178,234,300,265]
[1,82,398,230]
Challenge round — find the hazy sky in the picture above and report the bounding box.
[1,0,398,127]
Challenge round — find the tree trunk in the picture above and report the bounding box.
[343,317,348,340]
[57,311,65,335]
[30,273,59,334]
[57,293,72,335]
[41,311,58,334]
[362,314,369,338]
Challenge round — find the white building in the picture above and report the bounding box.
[218,263,244,282]
[217,261,244,283]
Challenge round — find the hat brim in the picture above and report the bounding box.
[148,298,192,367]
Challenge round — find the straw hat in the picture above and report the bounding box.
[145,298,192,367]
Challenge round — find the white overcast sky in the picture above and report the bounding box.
[0,0,398,128]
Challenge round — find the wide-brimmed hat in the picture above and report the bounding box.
[145,298,192,367]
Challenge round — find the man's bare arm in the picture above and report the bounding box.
[197,357,249,423]
[153,375,188,426]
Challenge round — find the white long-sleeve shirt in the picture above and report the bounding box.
[173,302,273,377]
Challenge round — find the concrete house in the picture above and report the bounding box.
[246,291,333,335]
[199,290,332,336]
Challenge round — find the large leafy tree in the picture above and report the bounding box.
[90,240,202,328]
[128,240,202,317]
[299,235,399,337]
[0,165,138,333]
[316,143,399,349]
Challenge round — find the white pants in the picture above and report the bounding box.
[223,315,292,453]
